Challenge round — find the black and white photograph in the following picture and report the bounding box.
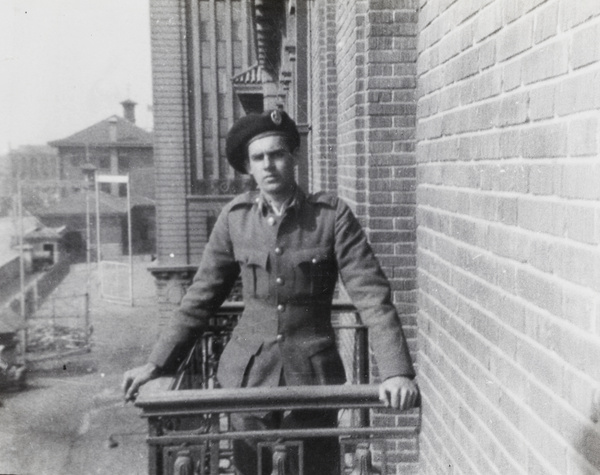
[0,1,599,474]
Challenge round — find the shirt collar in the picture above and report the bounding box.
[256,186,305,216]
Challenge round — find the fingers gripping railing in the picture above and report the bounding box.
[135,301,416,474]
[136,384,416,475]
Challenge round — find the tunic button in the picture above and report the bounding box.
[276,277,284,285]
[267,216,276,226]
[275,247,283,255]
[277,304,285,312]
[276,334,284,342]
[311,258,318,264]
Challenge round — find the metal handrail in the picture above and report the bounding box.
[136,300,416,475]
[136,383,387,415]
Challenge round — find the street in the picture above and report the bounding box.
[0,259,159,475]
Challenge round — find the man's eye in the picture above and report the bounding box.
[272,151,287,159]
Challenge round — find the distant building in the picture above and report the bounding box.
[22,224,67,272]
[29,190,155,259]
[49,100,155,200]
[41,100,156,259]
[8,145,60,185]
[0,146,60,217]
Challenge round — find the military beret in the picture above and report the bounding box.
[225,109,300,174]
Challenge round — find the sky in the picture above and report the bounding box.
[0,0,153,156]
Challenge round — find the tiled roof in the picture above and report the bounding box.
[24,225,67,241]
[49,115,153,148]
[28,190,154,218]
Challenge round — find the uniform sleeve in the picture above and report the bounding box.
[148,207,240,372]
[334,199,415,381]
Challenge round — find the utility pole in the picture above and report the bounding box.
[81,159,96,271]
[16,151,27,362]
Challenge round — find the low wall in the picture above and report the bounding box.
[0,256,20,288]
[35,258,71,301]
[9,258,71,317]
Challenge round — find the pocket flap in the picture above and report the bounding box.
[289,247,332,266]
[234,248,269,268]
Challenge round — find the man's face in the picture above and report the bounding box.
[246,134,297,197]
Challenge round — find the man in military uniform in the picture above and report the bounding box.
[123,109,419,474]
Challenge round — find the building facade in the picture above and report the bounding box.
[43,100,156,259]
[148,0,600,473]
[49,100,155,199]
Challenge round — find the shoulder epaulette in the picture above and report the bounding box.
[228,191,259,210]
[308,191,338,207]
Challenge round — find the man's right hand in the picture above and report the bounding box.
[122,363,160,402]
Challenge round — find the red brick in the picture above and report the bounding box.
[533,1,559,44]
[553,240,600,290]
[556,69,600,116]
[498,91,528,126]
[502,59,522,92]
[561,1,600,29]
[522,41,569,85]
[528,163,556,195]
[521,123,568,158]
[474,1,502,42]
[560,161,600,200]
[498,15,533,61]
[528,83,556,120]
[568,116,598,157]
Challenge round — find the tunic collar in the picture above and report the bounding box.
[256,186,305,216]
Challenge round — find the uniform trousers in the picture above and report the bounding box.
[230,371,340,475]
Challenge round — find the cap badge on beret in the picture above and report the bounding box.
[226,109,300,174]
[270,109,282,125]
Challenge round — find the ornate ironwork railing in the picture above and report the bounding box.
[136,301,417,475]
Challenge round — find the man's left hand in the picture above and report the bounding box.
[379,376,419,410]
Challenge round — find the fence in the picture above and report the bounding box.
[25,292,91,358]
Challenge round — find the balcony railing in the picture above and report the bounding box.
[136,301,418,475]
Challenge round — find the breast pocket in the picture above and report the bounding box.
[234,249,269,298]
[290,247,336,297]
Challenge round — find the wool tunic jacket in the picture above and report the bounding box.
[148,188,415,388]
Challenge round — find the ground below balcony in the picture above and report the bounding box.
[0,257,158,475]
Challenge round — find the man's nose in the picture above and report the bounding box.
[262,155,274,168]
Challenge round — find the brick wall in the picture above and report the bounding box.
[416,1,600,473]
[150,0,190,265]
[335,0,364,210]
[330,1,420,473]
[308,0,338,193]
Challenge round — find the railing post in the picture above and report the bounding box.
[201,334,210,388]
[173,450,193,475]
[350,443,380,475]
[271,443,289,475]
[355,312,370,427]
[148,418,161,475]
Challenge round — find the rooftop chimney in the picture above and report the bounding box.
[121,99,137,124]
